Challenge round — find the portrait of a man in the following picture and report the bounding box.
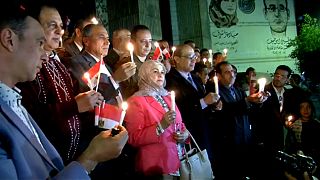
[263,0,290,37]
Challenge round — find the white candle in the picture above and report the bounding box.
[127,42,134,63]
[213,75,219,95]
[119,102,128,126]
[171,46,176,58]
[223,48,228,56]
[208,49,213,64]
[84,72,93,90]
[257,78,267,92]
[170,91,175,112]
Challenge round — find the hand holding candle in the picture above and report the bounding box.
[257,78,267,92]
[127,42,134,63]
[285,115,294,127]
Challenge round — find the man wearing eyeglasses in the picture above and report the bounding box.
[165,44,222,171]
[263,0,290,38]
[257,65,305,178]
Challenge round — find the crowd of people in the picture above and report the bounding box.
[0,2,319,180]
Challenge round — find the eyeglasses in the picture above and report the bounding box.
[266,4,287,13]
[180,53,197,61]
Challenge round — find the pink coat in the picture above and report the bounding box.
[125,95,186,176]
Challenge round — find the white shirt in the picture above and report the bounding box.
[74,41,83,52]
[137,55,147,63]
[0,82,44,149]
[272,83,285,112]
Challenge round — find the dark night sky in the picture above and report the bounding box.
[20,0,320,37]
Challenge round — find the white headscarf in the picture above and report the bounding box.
[133,60,168,97]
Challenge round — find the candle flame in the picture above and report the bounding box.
[84,72,90,79]
[127,42,134,52]
[171,46,176,52]
[203,58,207,63]
[91,17,99,24]
[223,48,228,54]
[287,115,293,121]
[257,78,267,85]
[122,102,128,111]
[208,49,212,54]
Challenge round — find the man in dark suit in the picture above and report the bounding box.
[165,44,221,168]
[58,17,93,68]
[213,61,268,179]
[105,28,131,71]
[255,65,305,179]
[114,25,153,99]
[68,23,136,179]
[68,24,136,105]
[0,3,128,179]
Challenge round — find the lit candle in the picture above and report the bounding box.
[171,46,176,58]
[257,78,267,92]
[84,72,93,90]
[203,58,207,63]
[91,17,99,24]
[213,74,219,95]
[208,49,213,64]
[119,102,128,126]
[287,115,293,122]
[127,42,134,63]
[223,48,228,56]
[171,91,175,112]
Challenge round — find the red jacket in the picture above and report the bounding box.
[125,95,186,175]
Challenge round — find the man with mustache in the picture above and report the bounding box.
[114,25,153,99]
[264,0,290,37]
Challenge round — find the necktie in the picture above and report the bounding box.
[279,95,283,112]
[229,87,236,100]
[187,74,197,90]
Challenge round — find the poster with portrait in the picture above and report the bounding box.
[208,0,297,73]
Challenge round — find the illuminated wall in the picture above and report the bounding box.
[208,0,297,73]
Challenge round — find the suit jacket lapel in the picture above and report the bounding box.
[81,51,97,68]
[0,101,60,170]
[171,68,199,95]
[191,74,205,95]
[219,85,236,103]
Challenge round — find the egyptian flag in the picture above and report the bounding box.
[162,48,171,60]
[82,60,111,89]
[94,101,122,129]
[152,46,162,60]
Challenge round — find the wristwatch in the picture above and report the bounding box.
[156,123,165,135]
